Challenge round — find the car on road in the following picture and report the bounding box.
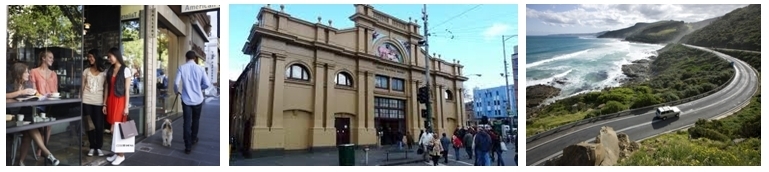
[655,106,681,120]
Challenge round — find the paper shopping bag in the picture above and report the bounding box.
[120,117,139,139]
[111,123,136,153]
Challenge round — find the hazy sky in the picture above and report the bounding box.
[526,4,749,35]
[230,4,519,99]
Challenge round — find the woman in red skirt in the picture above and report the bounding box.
[102,47,132,165]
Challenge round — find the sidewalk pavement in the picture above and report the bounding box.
[230,143,517,166]
[397,143,518,166]
[104,97,220,166]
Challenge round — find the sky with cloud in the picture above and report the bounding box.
[526,4,749,35]
[230,4,519,101]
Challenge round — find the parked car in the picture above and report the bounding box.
[655,106,681,120]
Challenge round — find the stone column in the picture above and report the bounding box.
[457,88,465,127]
[143,6,158,136]
[409,80,420,137]
[324,64,336,137]
[355,70,368,145]
[435,85,444,134]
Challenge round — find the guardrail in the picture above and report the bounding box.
[526,46,738,143]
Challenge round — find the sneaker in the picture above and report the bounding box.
[97,149,105,156]
[111,156,125,165]
[107,154,118,162]
[87,149,94,156]
[47,154,60,166]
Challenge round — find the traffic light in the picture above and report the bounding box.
[417,86,429,104]
[421,109,428,118]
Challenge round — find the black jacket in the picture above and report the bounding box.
[105,65,128,97]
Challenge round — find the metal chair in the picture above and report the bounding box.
[10,133,39,166]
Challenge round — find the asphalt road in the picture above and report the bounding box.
[525,44,760,166]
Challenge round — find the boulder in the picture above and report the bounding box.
[526,84,561,108]
[547,126,641,166]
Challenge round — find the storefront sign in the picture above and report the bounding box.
[121,5,143,21]
[376,65,405,74]
[181,5,220,13]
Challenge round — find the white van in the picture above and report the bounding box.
[655,106,681,120]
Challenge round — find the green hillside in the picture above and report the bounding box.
[598,20,694,44]
[681,4,761,51]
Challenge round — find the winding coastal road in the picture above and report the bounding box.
[525,44,760,166]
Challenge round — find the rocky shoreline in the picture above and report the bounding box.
[525,50,660,114]
[525,84,561,117]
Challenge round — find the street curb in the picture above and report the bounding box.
[378,159,426,166]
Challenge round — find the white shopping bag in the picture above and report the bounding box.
[111,122,136,153]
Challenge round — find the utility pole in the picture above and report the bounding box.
[421,4,433,133]
[502,35,515,127]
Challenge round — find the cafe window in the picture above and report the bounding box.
[6,5,85,166]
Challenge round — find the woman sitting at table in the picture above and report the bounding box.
[6,62,60,166]
[29,50,58,157]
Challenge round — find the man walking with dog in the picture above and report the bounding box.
[175,50,213,154]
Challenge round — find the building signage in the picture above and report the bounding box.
[181,5,220,13]
[120,5,143,21]
[375,65,405,74]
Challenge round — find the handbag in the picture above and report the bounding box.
[417,144,424,154]
[500,141,508,152]
[119,116,139,139]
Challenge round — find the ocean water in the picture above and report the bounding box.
[526,36,665,101]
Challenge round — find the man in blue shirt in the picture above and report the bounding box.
[174,50,212,154]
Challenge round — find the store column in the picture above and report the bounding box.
[252,52,273,149]
[355,70,367,145]
[143,6,159,136]
[409,80,420,136]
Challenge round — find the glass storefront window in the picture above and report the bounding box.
[6,5,84,166]
[121,19,146,136]
[157,27,176,121]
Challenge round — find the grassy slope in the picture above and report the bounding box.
[619,94,761,166]
[714,49,761,72]
[680,4,761,51]
[525,44,734,137]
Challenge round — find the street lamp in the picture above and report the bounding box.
[501,35,517,136]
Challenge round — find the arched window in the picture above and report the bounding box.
[285,64,310,81]
[335,72,353,86]
[444,89,454,100]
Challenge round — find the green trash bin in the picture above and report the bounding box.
[337,144,355,166]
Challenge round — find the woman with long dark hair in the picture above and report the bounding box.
[6,62,60,166]
[82,49,107,157]
[103,47,132,165]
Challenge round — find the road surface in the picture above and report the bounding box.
[525,44,760,166]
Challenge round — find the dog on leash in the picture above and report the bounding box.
[161,119,173,147]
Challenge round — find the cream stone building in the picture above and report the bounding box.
[232,4,469,152]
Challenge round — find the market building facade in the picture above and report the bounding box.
[232,4,469,153]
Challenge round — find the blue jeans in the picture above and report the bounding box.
[181,102,203,150]
[475,151,491,166]
[454,147,460,160]
[397,141,403,150]
[496,150,505,166]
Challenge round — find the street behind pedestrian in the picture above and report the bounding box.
[174,50,213,154]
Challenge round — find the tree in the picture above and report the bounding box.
[7,5,82,50]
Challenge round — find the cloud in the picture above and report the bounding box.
[527,4,748,30]
[483,23,511,40]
